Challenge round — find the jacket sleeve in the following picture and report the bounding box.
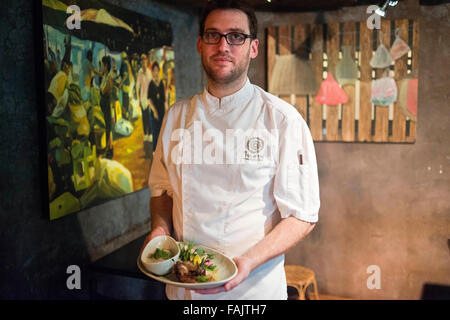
[273,115,320,223]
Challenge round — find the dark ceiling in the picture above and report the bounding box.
[156,0,373,12]
[155,0,448,12]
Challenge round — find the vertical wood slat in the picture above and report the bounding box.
[407,20,419,143]
[390,19,409,143]
[358,22,373,142]
[325,23,340,141]
[341,22,356,142]
[294,24,309,121]
[295,96,307,120]
[373,19,391,142]
[278,25,291,55]
[309,24,324,140]
[280,96,291,105]
[278,25,292,104]
[359,81,372,141]
[267,27,276,90]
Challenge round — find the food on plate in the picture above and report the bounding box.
[148,248,174,263]
[172,242,217,283]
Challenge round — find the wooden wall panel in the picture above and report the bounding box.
[267,19,419,144]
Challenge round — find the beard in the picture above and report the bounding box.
[201,46,251,85]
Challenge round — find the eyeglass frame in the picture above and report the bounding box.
[201,31,256,45]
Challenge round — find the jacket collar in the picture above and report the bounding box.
[201,78,254,113]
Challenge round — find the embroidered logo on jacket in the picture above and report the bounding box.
[244,137,265,161]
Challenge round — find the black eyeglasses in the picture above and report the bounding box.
[202,31,255,45]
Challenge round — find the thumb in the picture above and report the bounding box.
[224,273,242,291]
[224,258,247,291]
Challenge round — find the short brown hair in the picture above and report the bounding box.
[199,0,258,39]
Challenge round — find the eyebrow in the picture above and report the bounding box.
[205,27,247,34]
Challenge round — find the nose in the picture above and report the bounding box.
[217,35,230,52]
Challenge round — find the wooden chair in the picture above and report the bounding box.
[285,265,319,300]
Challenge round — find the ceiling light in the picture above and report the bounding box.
[375,0,399,17]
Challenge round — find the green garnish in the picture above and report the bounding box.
[150,248,171,260]
[197,275,210,282]
[176,242,218,283]
[199,256,206,268]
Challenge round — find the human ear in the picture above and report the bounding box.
[250,38,259,59]
[196,36,202,55]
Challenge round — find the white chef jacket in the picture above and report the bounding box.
[148,78,320,300]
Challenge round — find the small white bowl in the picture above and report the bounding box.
[141,235,180,275]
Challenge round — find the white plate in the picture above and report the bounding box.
[137,243,238,289]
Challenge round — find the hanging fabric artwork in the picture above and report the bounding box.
[389,28,411,61]
[398,70,418,121]
[316,72,348,105]
[336,45,359,86]
[370,31,393,68]
[371,69,398,106]
[406,78,418,119]
[269,54,317,95]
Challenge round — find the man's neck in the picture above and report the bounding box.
[207,75,247,99]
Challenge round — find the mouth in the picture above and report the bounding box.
[211,55,233,64]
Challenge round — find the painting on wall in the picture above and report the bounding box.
[40,0,175,219]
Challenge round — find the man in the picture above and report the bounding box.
[144,0,320,300]
[119,51,133,119]
[136,54,153,158]
[148,61,166,152]
[80,50,101,101]
[131,53,140,100]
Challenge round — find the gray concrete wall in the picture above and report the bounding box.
[251,0,450,299]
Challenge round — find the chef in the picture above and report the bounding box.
[143,0,320,300]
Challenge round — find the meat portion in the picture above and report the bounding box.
[173,261,200,283]
[183,261,198,272]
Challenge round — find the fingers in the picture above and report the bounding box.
[195,278,238,295]
[224,277,237,291]
[224,269,244,292]
[194,286,225,295]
